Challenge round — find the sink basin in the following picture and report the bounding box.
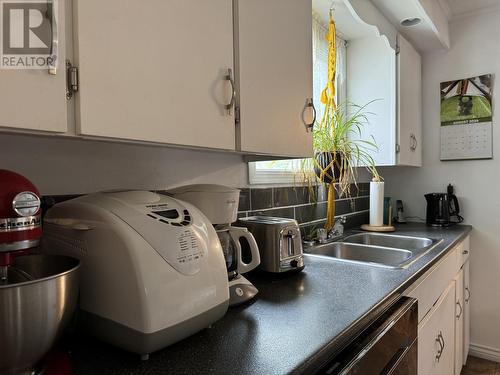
[306,242,412,268]
[305,233,442,269]
[342,233,438,251]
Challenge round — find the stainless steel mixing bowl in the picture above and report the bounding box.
[0,254,80,375]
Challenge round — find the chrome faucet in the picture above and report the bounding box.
[331,216,347,237]
[316,216,347,244]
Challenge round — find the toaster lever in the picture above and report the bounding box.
[284,230,296,257]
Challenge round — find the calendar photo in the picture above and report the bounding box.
[440,74,493,160]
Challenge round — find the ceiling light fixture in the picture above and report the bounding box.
[400,17,422,27]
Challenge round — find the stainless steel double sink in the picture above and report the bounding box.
[305,232,442,269]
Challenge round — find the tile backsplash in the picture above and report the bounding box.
[237,183,370,240]
[42,183,370,241]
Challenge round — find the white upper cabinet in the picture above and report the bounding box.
[397,34,422,166]
[73,0,236,150]
[340,0,422,167]
[0,0,314,157]
[0,0,67,133]
[347,35,396,166]
[236,0,313,157]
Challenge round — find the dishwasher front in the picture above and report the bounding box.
[321,297,418,375]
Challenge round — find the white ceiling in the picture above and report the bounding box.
[447,0,500,17]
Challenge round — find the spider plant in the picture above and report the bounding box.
[298,100,381,232]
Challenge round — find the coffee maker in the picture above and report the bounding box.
[169,184,261,306]
[425,184,463,226]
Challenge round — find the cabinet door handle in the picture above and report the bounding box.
[463,250,469,255]
[410,134,417,151]
[224,68,236,115]
[465,287,471,303]
[456,301,463,319]
[302,98,316,132]
[47,0,58,75]
[435,332,444,362]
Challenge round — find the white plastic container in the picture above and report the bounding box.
[168,184,240,225]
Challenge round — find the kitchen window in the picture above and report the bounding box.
[249,13,347,185]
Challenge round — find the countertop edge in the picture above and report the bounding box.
[294,225,472,374]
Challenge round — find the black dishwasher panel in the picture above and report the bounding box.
[321,297,418,375]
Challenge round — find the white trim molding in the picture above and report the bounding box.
[437,0,452,21]
[450,3,500,22]
[469,342,500,363]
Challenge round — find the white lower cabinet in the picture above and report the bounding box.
[454,268,464,375]
[463,260,471,365]
[404,235,471,375]
[418,282,456,375]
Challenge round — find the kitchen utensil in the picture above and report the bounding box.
[42,191,229,358]
[237,216,304,273]
[216,226,260,277]
[0,255,80,375]
[383,197,391,225]
[168,184,240,224]
[364,181,394,231]
[169,185,261,306]
[395,200,407,223]
[425,184,463,226]
[0,170,81,375]
[360,224,396,232]
[0,169,43,283]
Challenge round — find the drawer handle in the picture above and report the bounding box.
[456,301,463,319]
[465,287,471,303]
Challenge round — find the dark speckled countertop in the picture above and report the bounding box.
[68,223,471,375]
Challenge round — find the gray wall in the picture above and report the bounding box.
[0,133,248,194]
[381,9,500,356]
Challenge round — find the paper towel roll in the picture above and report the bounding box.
[369,181,384,226]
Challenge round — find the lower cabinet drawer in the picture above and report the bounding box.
[418,281,456,375]
[405,248,458,322]
[458,235,470,267]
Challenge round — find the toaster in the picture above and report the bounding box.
[237,216,304,273]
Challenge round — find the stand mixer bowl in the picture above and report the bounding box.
[0,254,80,375]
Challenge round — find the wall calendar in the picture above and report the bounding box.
[440,74,493,160]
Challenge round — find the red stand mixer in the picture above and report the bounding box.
[0,170,80,375]
[0,169,42,283]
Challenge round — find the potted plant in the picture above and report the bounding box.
[300,101,381,232]
[299,9,380,233]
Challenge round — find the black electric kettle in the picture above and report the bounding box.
[425,184,463,226]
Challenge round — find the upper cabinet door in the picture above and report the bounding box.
[347,35,396,166]
[73,0,235,150]
[236,0,313,157]
[0,0,67,133]
[397,34,422,167]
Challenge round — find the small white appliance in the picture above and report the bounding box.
[169,185,260,306]
[42,191,229,359]
[168,184,240,224]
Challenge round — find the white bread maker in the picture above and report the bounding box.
[42,191,229,358]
